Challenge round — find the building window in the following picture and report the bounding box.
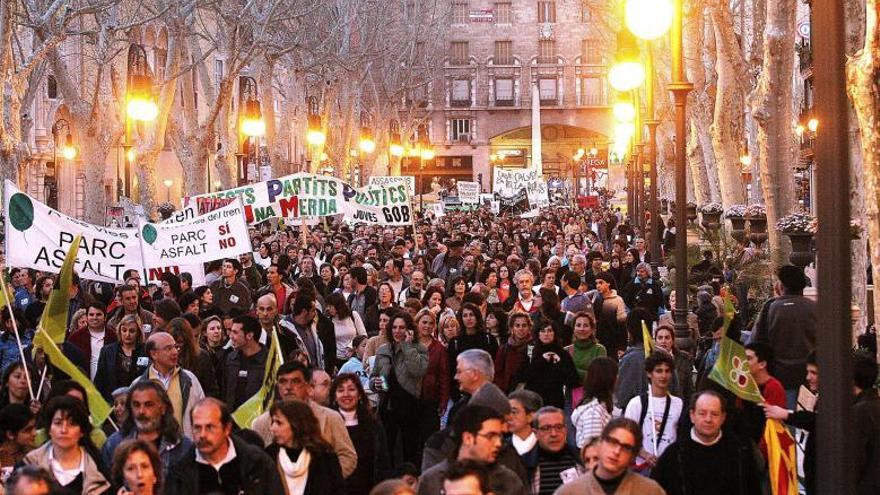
[495,78,514,105]
[405,0,416,21]
[581,77,605,105]
[450,42,469,65]
[538,40,556,64]
[214,59,224,91]
[452,1,469,24]
[581,39,603,64]
[451,79,471,106]
[415,42,426,64]
[495,2,512,23]
[153,49,167,83]
[539,78,557,103]
[580,2,592,22]
[494,41,513,65]
[450,118,472,142]
[47,75,58,99]
[537,1,556,23]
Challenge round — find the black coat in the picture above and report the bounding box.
[221,345,269,409]
[855,389,880,493]
[519,342,579,409]
[165,436,284,495]
[94,343,148,402]
[265,444,344,495]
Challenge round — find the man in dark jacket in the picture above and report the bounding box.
[853,353,880,493]
[751,265,816,407]
[165,398,283,495]
[221,315,268,409]
[652,390,762,495]
[210,258,253,315]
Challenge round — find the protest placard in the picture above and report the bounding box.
[138,199,251,267]
[5,181,142,283]
[344,183,413,225]
[492,168,549,215]
[457,181,480,204]
[495,189,532,217]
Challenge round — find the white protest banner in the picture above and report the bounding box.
[4,181,142,283]
[457,181,480,204]
[185,172,346,224]
[138,199,251,267]
[480,194,494,209]
[343,183,413,226]
[367,176,416,196]
[492,167,549,214]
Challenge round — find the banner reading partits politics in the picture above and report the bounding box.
[344,184,413,226]
[138,198,251,267]
[4,181,143,283]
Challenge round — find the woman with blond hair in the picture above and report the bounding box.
[95,314,147,402]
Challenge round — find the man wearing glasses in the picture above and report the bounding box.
[521,406,584,494]
[132,331,205,438]
[554,418,665,494]
[418,405,526,495]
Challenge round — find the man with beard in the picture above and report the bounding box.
[418,405,526,495]
[101,380,192,479]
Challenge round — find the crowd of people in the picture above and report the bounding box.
[0,205,877,495]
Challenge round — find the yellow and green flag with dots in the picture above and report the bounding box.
[708,296,764,403]
[232,329,283,429]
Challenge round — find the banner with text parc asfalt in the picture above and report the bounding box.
[138,198,251,267]
[4,181,143,283]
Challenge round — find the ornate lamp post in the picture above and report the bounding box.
[306,96,326,172]
[236,76,265,186]
[123,43,158,200]
[51,119,77,164]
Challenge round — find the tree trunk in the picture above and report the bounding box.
[687,118,711,204]
[846,0,879,353]
[750,0,797,269]
[709,0,748,208]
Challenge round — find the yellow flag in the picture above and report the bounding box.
[0,276,12,310]
[33,329,112,426]
[642,321,654,358]
[232,329,283,429]
[41,234,81,344]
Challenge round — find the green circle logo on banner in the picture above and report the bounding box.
[142,224,158,245]
[8,193,34,232]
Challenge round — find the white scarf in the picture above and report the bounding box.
[278,447,311,495]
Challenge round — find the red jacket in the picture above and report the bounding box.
[494,340,531,393]
[421,339,450,407]
[67,326,117,373]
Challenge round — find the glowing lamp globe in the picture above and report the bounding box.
[625,0,674,40]
[420,149,435,161]
[62,145,77,160]
[613,102,637,122]
[127,97,159,122]
[608,62,646,91]
[307,129,326,146]
[241,118,266,137]
[389,143,405,157]
[359,138,376,154]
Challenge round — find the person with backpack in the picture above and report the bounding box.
[622,351,683,475]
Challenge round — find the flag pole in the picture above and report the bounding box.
[0,274,35,400]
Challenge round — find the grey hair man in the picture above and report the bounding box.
[455,349,510,416]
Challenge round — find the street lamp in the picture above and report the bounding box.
[123,43,157,200]
[237,76,264,185]
[163,179,173,202]
[625,0,673,41]
[51,119,77,162]
[389,120,404,159]
[306,96,326,146]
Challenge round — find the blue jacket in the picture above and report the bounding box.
[101,429,192,481]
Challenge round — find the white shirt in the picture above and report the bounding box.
[89,330,105,380]
[623,393,683,460]
[512,432,538,455]
[195,438,237,471]
[49,446,84,486]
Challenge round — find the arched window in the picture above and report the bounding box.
[47,75,58,99]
